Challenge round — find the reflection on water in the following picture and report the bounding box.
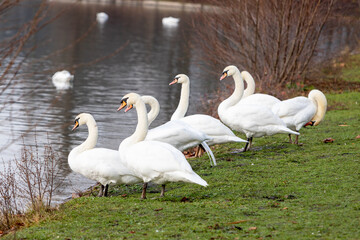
[0,2,220,203]
[0,2,357,203]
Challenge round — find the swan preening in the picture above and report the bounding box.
[272,89,327,144]
[52,70,74,90]
[162,16,179,27]
[140,95,216,166]
[68,113,141,197]
[218,65,299,151]
[96,12,109,24]
[117,93,208,199]
[170,74,247,147]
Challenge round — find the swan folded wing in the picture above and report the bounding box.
[75,148,139,185]
[272,97,311,118]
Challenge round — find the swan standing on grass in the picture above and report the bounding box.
[218,65,299,152]
[240,71,281,108]
[140,95,216,166]
[51,70,73,90]
[96,12,108,24]
[170,74,247,147]
[162,16,179,27]
[117,93,208,199]
[271,89,327,144]
[68,113,141,197]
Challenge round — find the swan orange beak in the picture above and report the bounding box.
[304,121,315,127]
[72,121,79,131]
[117,100,127,111]
[220,72,228,81]
[125,104,133,113]
[169,79,178,85]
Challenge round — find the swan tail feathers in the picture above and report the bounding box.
[201,141,217,166]
[189,174,208,187]
[227,136,248,143]
[282,127,300,135]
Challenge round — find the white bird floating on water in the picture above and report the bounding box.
[96,12,109,24]
[51,70,74,90]
[162,16,179,27]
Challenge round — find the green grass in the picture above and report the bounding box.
[4,91,360,239]
[342,54,360,82]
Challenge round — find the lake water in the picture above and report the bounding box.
[0,1,357,204]
[0,2,220,203]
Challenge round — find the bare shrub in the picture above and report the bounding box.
[193,0,335,97]
[0,137,63,233]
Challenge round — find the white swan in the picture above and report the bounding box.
[218,65,299,151]
[271,89,327,144]
[68,113,141,197]
[140,95,216,166]
[96,12,108,24]
[117,93,208,199]
[240,71,281,108]
[162,16,179,27]
[169,74,247,146]
[51,70,73,90]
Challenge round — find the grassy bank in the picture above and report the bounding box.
[4,59,360,239]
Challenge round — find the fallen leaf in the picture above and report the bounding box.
[356,135,360,139]
[323,138,334,143]
[129,231,136,234]
[227,220,249,224]
[248,226,257,231]
[281,207,288,210]
[338,124,349,127]
[180,197,190,202]
[121,194,127,197]
[72,193,81,199]
[154,208,163,211]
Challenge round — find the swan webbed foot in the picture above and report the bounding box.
[141,182,148,199]
[160,184,166,197]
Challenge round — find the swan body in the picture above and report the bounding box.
[218,65,299,151]
[162,16,179,27]
[96,12,108,24]
[170,74,247,146]
[271,89,327,143]
[240,71,281,108]
[51,70,73,90]
[68,113,140,196]
[140,95,216,166]
[118,93,208,199]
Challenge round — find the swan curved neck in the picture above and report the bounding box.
[218,69,244,113]
[171,81,189,120]
[121,99,148,149]
[142,96,160,126]
[309,90,327,125]
[73,117,98,155]
[241,71,255,98]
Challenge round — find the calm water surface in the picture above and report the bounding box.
[0,2,219,203]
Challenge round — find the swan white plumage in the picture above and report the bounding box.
[96,12,108,24]
[51,70,73,90]
[68,113,141,197]
[162,16,179,27]
[169,74,247,146]
[117,93,208,199]
[218,65,299,151]
[140,95,216,166]
[240,71,281,108]
[271,89,327,144]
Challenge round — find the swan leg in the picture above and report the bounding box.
[288,134,293,144]
[242,137,252,152]
[141,182,148,199]
[294,134,299,145]
[160,184,166,197]
[242,138,250,152]
[98,184,104,197]
[104,184,109,197]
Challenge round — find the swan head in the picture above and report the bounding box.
[72,113,93,131]
[169,74,189,85]
[117,93,141,112]
[220,65,239,80]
